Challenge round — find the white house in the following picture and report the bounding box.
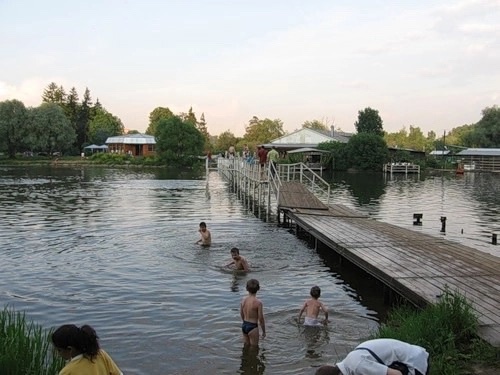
[264,127,352,151]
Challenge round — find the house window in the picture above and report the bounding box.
[148,145,155,152]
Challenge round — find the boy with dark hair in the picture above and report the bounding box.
[196,221,211,246]
[226,247,250,271]
[298,285,329,326]
[240,278,266,346]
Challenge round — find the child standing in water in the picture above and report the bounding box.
[298,285,329,326]
[196,221,211,246]
[240,279,266,346]
[51,324,123,375]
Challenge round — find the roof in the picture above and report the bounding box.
[287,147,330,154]
[269,128,353,146]
[84,144,108,149]
[429,150,450,155]
[456,148,500,156]
[105,134,156,145]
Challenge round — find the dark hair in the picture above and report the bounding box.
[315,365,341,375]
[310,286,321,299]
[199,222,206,228]
[51,324,100,359]
[230,247,240,255]
[246,279,260,294]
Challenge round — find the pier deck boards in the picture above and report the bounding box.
[278,181,328,210]
[280,197,500,347]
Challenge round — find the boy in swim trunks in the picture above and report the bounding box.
[240,279,266,346]
[298,285,329,326]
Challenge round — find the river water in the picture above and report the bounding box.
[0,166,498,375]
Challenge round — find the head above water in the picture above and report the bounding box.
[199,222,207,230]
[310,285,321,299]
[230,247,240,257]
[246,278,260,294]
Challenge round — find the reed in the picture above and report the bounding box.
[375,289,499,375]
[0,307,64,375]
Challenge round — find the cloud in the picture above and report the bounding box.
[0,79,46,106]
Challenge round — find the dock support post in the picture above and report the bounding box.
[440,216,446,233]
[413,213,423,225]
[493,233,498,245]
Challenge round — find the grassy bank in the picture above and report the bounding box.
[374,290,499,374]
[0,307,64,375]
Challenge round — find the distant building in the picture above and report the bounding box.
[429,150,451,156]
[264,127,353,151]
[456,148,500,172]
[105,134,156,156]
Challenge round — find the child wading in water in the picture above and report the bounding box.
[240,278,266,346]
[298,285,329,326]
[196,221,211,246]
[52,324,123,375]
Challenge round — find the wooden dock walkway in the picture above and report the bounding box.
[279,185,500,347]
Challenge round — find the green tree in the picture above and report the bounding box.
[317,140,348,170]
[0,99,28,158]
[146,107,174,135]
[42,82,66,106]
[346,133,388,170]
[155,115,205,165]
[75,87,92,151]
[407,126,427,151]
[443,124,474,147]
[302,119,328,131]
[27,103,76,154]
[243,116,285,145]
[197,112,211,150]
[214,130,239,153]
[355,107,384,136]
[384,128,408,148]
[465,106,500,147]
[88,108,124,145]
[64,87,80,153]
[181,106,197,126]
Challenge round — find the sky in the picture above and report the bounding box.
[1,0,499,137]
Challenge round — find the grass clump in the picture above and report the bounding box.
[0,307,64,375]
[374,289,500,375]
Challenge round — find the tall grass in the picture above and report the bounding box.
[0,307,64,375]
[374,289,499,375]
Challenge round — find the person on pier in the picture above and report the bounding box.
[315,338,429,375]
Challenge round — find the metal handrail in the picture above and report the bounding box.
[215,158,331,205]
[277,162,331,204]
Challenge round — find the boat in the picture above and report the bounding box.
[463,162,476,171]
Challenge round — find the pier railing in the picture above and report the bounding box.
[277,162,331,204]
[216,158,331,205]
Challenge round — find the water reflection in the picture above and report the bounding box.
[239,345,266,375]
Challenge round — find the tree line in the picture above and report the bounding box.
[1,81,498,168]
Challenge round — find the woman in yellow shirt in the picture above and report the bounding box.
[52,324,123,375]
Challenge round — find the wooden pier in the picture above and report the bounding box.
[217,158,500,347]
[279,191,500,347]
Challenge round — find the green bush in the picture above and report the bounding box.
[0,307,64,375]
[374,289,498,375]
